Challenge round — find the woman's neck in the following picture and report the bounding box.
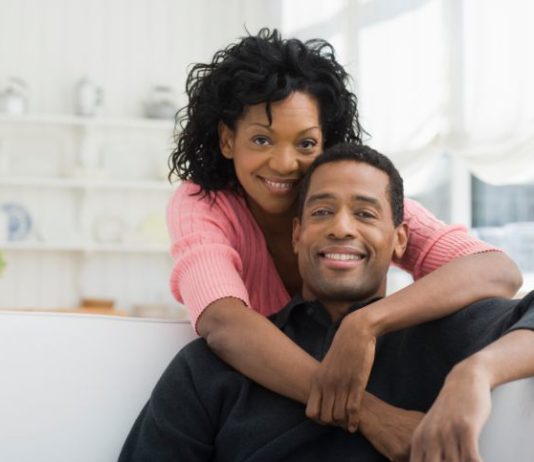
[247,199,297,237]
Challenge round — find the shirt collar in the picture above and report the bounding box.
[270,294,383,330]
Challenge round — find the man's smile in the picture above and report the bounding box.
[317,246,368,269]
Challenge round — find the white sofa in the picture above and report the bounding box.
[0,310,533,461]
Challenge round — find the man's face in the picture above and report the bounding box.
[293,160,407,305]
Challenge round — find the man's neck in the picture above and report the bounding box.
[301,290,385,322]
[319,300,353,322]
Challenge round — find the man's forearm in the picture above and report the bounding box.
[410,328,534,462]
[359,392,424,461]
[454,328,534,389]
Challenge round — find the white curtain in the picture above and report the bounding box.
[331,0,445,189]
[281,0,534,187]
[450,0,534,185]
[354,0,534,186]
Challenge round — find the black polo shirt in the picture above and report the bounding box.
[119,291,534,462]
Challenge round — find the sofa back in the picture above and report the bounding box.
[0,310,533,461]
[0,311,196,462]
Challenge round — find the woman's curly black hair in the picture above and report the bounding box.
[169,27,365,193]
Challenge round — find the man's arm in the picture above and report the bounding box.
[410,329,534,462]
[359,392,424,462]
[306,252,522,431]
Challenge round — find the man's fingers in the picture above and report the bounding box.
[409,431,425,462]
[419,439,443,462]
[441,437,461,462]
[459,428,483,462]
[410,426,438,462]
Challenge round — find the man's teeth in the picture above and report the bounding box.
[324,253,363,261]
[264,179,293,190]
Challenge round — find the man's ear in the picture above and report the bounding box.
[218,122,234,159]
[392,222,408,261]
[292,217,301,255]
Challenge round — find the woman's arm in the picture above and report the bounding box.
[198,298,317,403]
[362,251,522,336]
[199,298,425,461]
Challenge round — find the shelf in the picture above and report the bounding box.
[0,113,175,310]
[0,176,175,191]
[0,113,174,131]
[1,241,169,254]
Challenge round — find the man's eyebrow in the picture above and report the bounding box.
[352,194,382,210]
[304,192,335,207]
[305,192,383,210]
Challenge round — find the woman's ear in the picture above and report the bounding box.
[393,223,408,261]
[218,122,234,159]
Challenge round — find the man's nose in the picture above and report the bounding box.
[269,147,298,174]
[328,211,356,239]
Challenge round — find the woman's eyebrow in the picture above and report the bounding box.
[247,123,321,134]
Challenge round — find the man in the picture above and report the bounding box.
[120,144,534,461]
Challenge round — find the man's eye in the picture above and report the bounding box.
[252,136,271,146]
[311,209,331,217]
[356,211,375,219]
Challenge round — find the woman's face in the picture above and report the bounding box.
[219,91,324,218]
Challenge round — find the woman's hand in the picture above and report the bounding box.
[305,309,377,432]
[410,361,492,462]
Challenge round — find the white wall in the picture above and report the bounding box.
[0,0,279,117]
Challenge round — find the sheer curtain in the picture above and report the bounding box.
[281,0,533,184]
[452,0,534,185]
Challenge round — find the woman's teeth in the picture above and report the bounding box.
[263,179,293,191]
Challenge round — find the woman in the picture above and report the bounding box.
[167,28,521,431]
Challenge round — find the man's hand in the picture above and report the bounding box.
[410,361,492,462]
[305,310,377,432]
[360,393,424,462]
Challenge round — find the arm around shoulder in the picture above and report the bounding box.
[197,297,318,404]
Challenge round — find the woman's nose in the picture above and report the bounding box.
[268,147,298,174]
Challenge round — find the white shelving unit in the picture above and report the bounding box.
[0,113,179,313]
[0,176,172,191]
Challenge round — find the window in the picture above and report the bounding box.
[472,178,534,273]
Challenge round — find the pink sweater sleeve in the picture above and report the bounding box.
[167,183,250,331]
[397,198,501,280]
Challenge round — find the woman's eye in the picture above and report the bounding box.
[299,139,317,150]
[252,136,271,146]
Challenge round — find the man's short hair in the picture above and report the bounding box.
[298,143,404,226]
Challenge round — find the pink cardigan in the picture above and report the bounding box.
[167,181,497,331]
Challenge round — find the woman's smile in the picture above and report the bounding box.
[258,176,299,195]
